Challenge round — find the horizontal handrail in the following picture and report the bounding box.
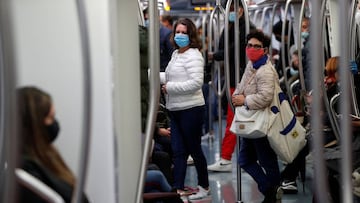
[16,169,65,203]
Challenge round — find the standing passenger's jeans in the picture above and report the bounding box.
[169,106,209,190]
[238,137,280,194]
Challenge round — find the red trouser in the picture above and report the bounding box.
[221,87,236,160]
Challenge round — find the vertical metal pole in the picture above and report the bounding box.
[281,0,292,96]
[72,0,92,202]
[0,1,18,202]
[339,0,353,202]
[135,0,160,202]
[209,0,226,155]
[224,0,232,110]
[310,0,330,202]
[0,10,6,192]
[269,3,279,58]
[297,0,306,92]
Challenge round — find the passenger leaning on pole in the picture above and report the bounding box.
[207,0,255,172]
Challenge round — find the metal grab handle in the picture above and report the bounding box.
[16,169,65,203]
[296,0,306,94]
[260,7,272,31]
[269,2,279,58]
[281,0,293,99]
[135,0,160,202]
[72,0,93,202]
[208,3,225,55]
[224,0,234,112]
[208,0,226,156]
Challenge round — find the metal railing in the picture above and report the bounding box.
[135,0,160,202]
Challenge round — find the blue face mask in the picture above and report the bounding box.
[229,11,236,22]
[174,34,190,48]
[144,19,149,27]
[301,31,309,39]
[289,67,299,76]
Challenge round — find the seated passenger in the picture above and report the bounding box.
[145,170,172,193]
[17,86,89,203]
[280,57,340,194]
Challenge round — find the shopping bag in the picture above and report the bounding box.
[230,105,269,138]
[267,81,307,163]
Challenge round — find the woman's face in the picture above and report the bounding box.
[175,23,187,35]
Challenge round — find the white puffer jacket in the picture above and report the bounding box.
[160,48,205,111]
[233,58,277,110]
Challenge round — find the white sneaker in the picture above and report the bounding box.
[188,185,210,200]
[207,158,232,172]
[187,155,194,165]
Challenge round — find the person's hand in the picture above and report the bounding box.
[161,84,167,94]
[208,52,214,61]
[158,128,171,137]
[232,94,245,106]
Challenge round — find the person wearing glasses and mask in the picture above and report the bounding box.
[160,18,209,200]
[232,30,282,203]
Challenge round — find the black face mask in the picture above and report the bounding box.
[46,120,60,142]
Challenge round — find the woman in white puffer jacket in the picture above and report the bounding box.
[160,18,209,200]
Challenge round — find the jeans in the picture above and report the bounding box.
[145,170,172,193]
[238,137,280,194]
[169,106,209,190]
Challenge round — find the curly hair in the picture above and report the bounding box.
[246,30,271,48]
[171,18,201,49]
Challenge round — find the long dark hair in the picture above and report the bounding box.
[171,18,201,50]
[18,86,75,186]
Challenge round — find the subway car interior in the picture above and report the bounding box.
[1,0,360,202]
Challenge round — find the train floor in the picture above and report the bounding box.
[183,119,314,203]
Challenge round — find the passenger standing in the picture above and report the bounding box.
[207,1,255,172]
[17,86,89,203]
[143,8,174,72]
[161,14,174,30]
[160,18,210,200]
[232,30,282,203]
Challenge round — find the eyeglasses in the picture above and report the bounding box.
[246,43,263,50]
